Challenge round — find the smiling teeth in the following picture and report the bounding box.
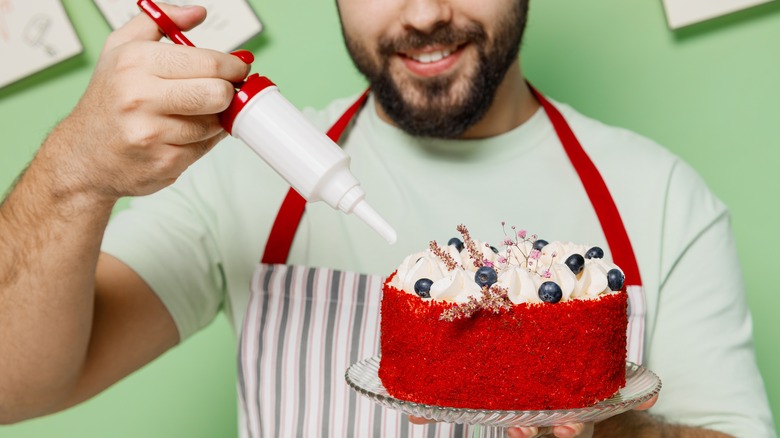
[411,48,452,63]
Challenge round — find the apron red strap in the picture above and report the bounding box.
[529,86,642,286]
[261,89,371,264]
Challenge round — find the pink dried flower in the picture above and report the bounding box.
[503,238,513,246]
[518,229,527,239]
[543,270,552,278]
[498,256,507,264]
[530,249,541,260]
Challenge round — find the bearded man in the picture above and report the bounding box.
[0,2,773,437]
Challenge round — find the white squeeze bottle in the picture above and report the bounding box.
[220,74,397,244]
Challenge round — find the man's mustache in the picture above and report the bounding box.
[378,24,486,56]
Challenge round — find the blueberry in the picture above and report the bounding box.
[532,239,548,251]
[538,281,563,303]
[585,246,604,259]
[474,266,498,288]
[414,278,433,298]
[607,269,625,291]
[565,254,585,275]
[447,237,464,252]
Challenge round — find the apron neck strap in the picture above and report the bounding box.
[529,85,642,286]
[260,89,370,265]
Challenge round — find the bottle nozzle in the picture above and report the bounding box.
[351,200,397,244]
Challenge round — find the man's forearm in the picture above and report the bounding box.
[595,410,733,437]
[0,128,116,422]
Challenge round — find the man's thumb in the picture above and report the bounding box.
[103,3,206,52]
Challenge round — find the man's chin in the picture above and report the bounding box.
[387,108,475,138]
[372,74,480,137]
[392,88,469,117]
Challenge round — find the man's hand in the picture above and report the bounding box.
[45,3,250,202]
[505,396,657,438]
[408,395,658,438]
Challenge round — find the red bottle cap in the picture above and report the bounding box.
[220,74,276,134]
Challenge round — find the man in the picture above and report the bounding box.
[0,1,774,437]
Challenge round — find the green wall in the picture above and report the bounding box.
[1,0,778,436]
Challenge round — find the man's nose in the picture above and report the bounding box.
[399,0,453,33]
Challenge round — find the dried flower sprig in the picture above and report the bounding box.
[457,224,484,268]
[501,222,552,273]
[439,285,513,321]
[439,295,481,321]
[429,240,461,271]
[482,244,495,268]
[482,285,513,314]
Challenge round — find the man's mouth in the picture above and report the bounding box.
[398,45,464,76]
[408,47,453,64]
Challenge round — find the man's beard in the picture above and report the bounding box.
[341,2,528,138]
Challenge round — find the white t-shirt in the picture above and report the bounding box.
[102,94,775,437]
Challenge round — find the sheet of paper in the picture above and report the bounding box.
[93,0,263,52]
[662,0,774,29]
[0,0,83,89]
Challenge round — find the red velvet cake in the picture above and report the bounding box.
[378,225,628,411]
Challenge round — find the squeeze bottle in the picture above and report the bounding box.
[220,75,397,244]
[136,0,396,244]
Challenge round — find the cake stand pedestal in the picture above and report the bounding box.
[345,356,661,438]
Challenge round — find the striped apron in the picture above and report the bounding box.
[237,89,646,437]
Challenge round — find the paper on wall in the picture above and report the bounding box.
[662,0,774,29]
[0,0,83,89]
[93,0,263,52]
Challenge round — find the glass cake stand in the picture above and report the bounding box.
[345,356,662,438]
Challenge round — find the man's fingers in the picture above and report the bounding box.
[103,3,206,52]
[634,394,658,411]
[157,78,236,115]
[126,114,224,148]
[552,422,593,438]
[407,415,433,425]
[146,45,250,82]
[508,426,554,438]
[112,74,238,117]
[164,114,225,145]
